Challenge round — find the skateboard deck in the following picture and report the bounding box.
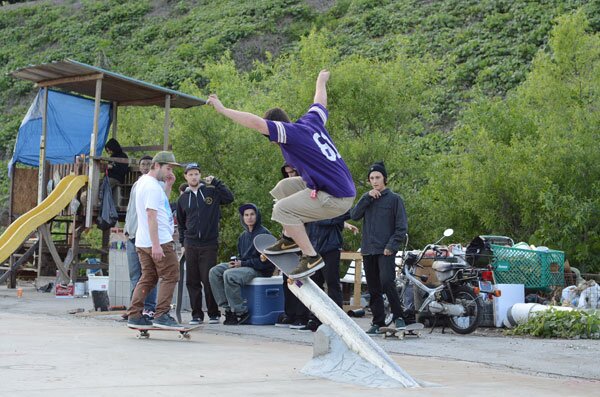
[380,323,424,340]
[254,234,303,282]
[128,324,201,340]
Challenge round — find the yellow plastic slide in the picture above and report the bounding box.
[0,174,88,265]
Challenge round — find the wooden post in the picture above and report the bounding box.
[85,78,103,228]
[353,256,363,309]
[111,102,118,139]
[163,94,170,150]
[37,88,49,205]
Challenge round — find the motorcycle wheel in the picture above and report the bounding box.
[447,284,482,334]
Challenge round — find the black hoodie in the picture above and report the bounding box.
[236,203,275,276]
[176,178,234,247]
[350,188,407,255]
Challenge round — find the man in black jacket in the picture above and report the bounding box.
[297,211,359,332]
[177,163,234,325]
[350,161,408,335]
[209,203,274,325]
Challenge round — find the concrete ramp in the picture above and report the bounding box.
[288,277,419,388]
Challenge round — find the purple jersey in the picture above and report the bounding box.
[266,103,356,198]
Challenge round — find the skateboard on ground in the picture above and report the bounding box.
[379,323,424,340]
[254,234,304,283]
[128,325,201,340]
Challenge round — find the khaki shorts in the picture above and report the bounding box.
[270,177,355,226]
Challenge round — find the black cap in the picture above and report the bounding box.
[184,162,201,173]
[368,161,387,179]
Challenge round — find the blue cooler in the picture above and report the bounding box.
[241,276,284,325]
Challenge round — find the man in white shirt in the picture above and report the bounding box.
[126,151,183,330]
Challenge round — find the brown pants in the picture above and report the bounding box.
[127,242,180,318]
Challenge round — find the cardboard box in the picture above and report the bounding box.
[55,283,74,298]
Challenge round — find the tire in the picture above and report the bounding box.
[447,284,482,334]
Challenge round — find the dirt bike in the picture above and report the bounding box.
[397,229,483,334]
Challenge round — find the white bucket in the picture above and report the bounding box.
[74,282,86,297]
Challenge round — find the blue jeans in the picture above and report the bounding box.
[209,263,259,314]
[127,239,157,312]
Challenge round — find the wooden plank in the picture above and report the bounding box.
[111,102,118,139]
[39,224,70,282]
[121,145,172,152]
[118,95,172,107]
[86,78,103,228]
[36,73,104,88]
[0,241,40,285]
[163,94,171,150]
[341,251,364,310]
[38,88,49,204]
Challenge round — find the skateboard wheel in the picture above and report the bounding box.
[178,334,184,340]
[287,279,293,285]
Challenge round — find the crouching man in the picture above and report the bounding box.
[209,203,274,325]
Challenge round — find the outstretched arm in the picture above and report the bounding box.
[313,69,330,108]
[207,94,269,136]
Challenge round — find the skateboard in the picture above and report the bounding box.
[128,325,201,340]
[254,234,304,283]
[379,323,424,340]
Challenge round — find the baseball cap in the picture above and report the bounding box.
[152,151,180,166]
[184,162,201,173]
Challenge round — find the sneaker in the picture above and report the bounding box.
[289,254,324,278]
[366,324,383,336]
[127,315,153,330]
[274,313,292,328]
[298,320,320,333]
[142,310,155,320]
[208,316,220,324]
[236,311,250,325]
[223,311,237,325]
[394,317,407,330]
[263,236,301,254]
[189,317,203,325]
[289,320,306,330]
[152,313,185,330]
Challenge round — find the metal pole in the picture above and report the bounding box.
[163,94,170,150]
[85,78,103,228]
[37,88,49,205]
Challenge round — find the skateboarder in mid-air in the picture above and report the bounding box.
[207,69,356,278]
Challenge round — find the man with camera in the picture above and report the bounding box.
[176,162,234,325]
[209,203,274,325]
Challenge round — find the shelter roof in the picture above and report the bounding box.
[11,59,205,108]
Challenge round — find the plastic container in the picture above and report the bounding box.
[241,276,284,325]
[88,275,109,292]
[491,245,564,290]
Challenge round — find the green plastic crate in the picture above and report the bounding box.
[491,244,564,290]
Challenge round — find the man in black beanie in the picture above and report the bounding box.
[350,161,409,335]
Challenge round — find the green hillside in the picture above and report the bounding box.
[1,0,599,272]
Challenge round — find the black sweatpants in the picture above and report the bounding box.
[184,244,220,319]
[363,254,404,326]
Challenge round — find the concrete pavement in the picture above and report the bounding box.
[0,283,598,396]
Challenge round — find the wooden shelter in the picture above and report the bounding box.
[3,59,204,286]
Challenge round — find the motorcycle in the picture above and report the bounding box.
[397,229,483,334]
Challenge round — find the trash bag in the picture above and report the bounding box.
[96,177,118,230]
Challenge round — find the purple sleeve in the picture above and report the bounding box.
[266,103,329,145]
[266,120,304,145]
[298,103,328,127]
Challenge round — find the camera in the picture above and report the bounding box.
[230,256,237,261]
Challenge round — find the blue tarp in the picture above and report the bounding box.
[8,88,112,173]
